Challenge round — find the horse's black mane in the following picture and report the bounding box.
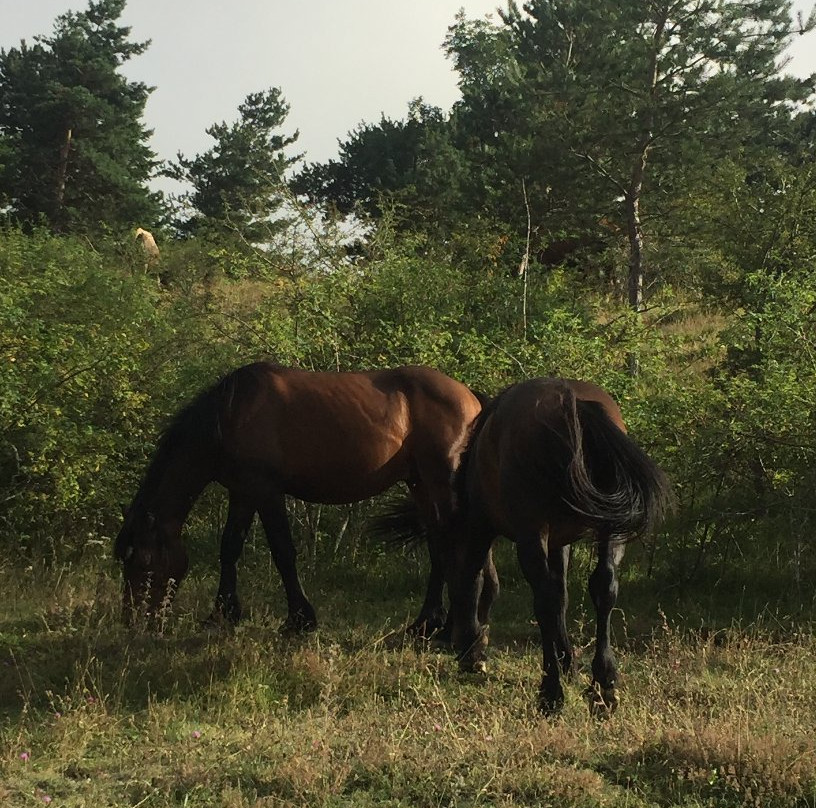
[129,363,273,511]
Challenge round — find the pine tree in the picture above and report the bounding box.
[447,0,815,311]
[0,0,160,233]
[168,88,299,244]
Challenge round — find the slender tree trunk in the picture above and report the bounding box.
[54,126,72,232]
[625,153,647,376]
[520,178,532,340]
[624,12,665,376]
[624,183,645,313]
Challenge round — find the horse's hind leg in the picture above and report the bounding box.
[205,493,256,626]
[551,544,573,677]
[587,535,626,714]
[450,522,495,673]
[405,477,455,638]
[516,532,568,715]
[258,496,317,634]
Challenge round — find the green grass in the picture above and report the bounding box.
[1,538,815,808]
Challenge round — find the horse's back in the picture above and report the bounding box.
[234,362,479,427]
[215,362,480,503]
[499,377,625,433]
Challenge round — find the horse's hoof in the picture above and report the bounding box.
[432,625,453,646]
[455,626,489,673]
[278,614,318,636]
[202,613,228,632]
[537,684,565,716]
[206,596,242,626]
[459,657,487,675]
[406,615,446,640]
[585,682,619,718]
[538,695,565,716]
[202,609,240,631]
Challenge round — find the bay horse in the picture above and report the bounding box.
[449,378,670,714]
[114,361,484,634]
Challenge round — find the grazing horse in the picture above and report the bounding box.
[114,362,482,634]
[450,378,670,714]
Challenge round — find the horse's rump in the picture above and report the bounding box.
[458,378,670,540]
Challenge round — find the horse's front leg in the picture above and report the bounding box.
[205,493,256,626]
[516,532,568,715]
[586,535,626,715]
[258,496,317,634]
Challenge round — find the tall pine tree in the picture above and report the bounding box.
[167,88,299,245]
[0,0,160,233]
[446,0,815,310]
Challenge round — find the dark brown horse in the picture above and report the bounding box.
[114,361,483,634]
[450,378,670,714]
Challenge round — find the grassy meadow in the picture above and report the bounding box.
[1,521,814,808]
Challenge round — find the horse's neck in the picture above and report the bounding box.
[148,447,212,530]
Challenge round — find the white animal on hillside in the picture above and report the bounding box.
[134,227,160,264]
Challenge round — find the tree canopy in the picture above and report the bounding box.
[0,0,160,233]
[167,87,300,245]
[299,0,816,306]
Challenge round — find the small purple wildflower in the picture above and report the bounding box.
[41,796,52,804]
[19,751,30,762]
[191,730,202,739]
[433,723,442,732]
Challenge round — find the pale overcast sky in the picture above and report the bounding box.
[1,0,815,180]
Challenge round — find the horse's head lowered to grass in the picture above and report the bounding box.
[114,500,190,624]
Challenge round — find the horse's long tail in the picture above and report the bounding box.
[546,393,671,538]
[367,490,426,548]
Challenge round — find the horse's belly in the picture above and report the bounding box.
[281,451,409,504]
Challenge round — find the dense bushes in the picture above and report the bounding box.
[1,225,815,597]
